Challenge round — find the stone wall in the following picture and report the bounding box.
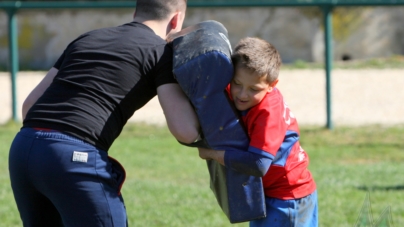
[0,6,403,69]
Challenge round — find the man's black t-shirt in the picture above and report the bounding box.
[23,21,176,151]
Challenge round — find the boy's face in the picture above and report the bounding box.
[230,66,272,111]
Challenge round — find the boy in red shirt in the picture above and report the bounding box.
[198,37,318,226]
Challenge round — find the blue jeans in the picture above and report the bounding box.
[9,128,127,227]
[250,190,318,227]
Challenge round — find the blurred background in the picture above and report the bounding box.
[1,2,404,226]
[0,2,403,70]
[1,1,404,127]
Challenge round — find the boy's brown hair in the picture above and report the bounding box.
[231,37,282,83]
[135,0,187,20]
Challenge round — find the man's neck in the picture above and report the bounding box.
[133,18,168,40]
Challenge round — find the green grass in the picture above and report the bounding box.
[1,122,403,226]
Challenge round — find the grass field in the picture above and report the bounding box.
[1,122,403,226]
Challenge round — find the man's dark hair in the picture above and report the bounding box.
[135,0,187,20]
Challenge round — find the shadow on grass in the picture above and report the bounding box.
[357,185,404,191]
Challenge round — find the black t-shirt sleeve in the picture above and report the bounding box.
[53,50,66,70]
[153,44,177,87]
[53,34,87,70]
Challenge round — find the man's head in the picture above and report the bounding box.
[135,0,187,21]
[230,37,282,111]
[134,0,187,37]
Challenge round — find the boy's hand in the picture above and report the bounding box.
[198,147,214,160]
[198,148,225,166]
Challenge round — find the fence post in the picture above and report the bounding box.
[7,8,19,122]
[323,5,333,130]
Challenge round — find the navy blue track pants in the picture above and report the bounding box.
[9,128,127,227]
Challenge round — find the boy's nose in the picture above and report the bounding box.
[238,89,248,99]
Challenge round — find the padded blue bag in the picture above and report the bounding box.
[171,20,266,223]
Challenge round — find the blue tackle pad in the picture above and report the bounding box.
[171,20,266,223]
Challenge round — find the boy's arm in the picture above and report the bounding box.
[198,147,272,177]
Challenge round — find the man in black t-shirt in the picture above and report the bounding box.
[9,1,199,226]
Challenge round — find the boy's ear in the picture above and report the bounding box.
[270,79,279,88]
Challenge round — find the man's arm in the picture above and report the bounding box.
[22,67,58,120]
[157,83,200,144]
